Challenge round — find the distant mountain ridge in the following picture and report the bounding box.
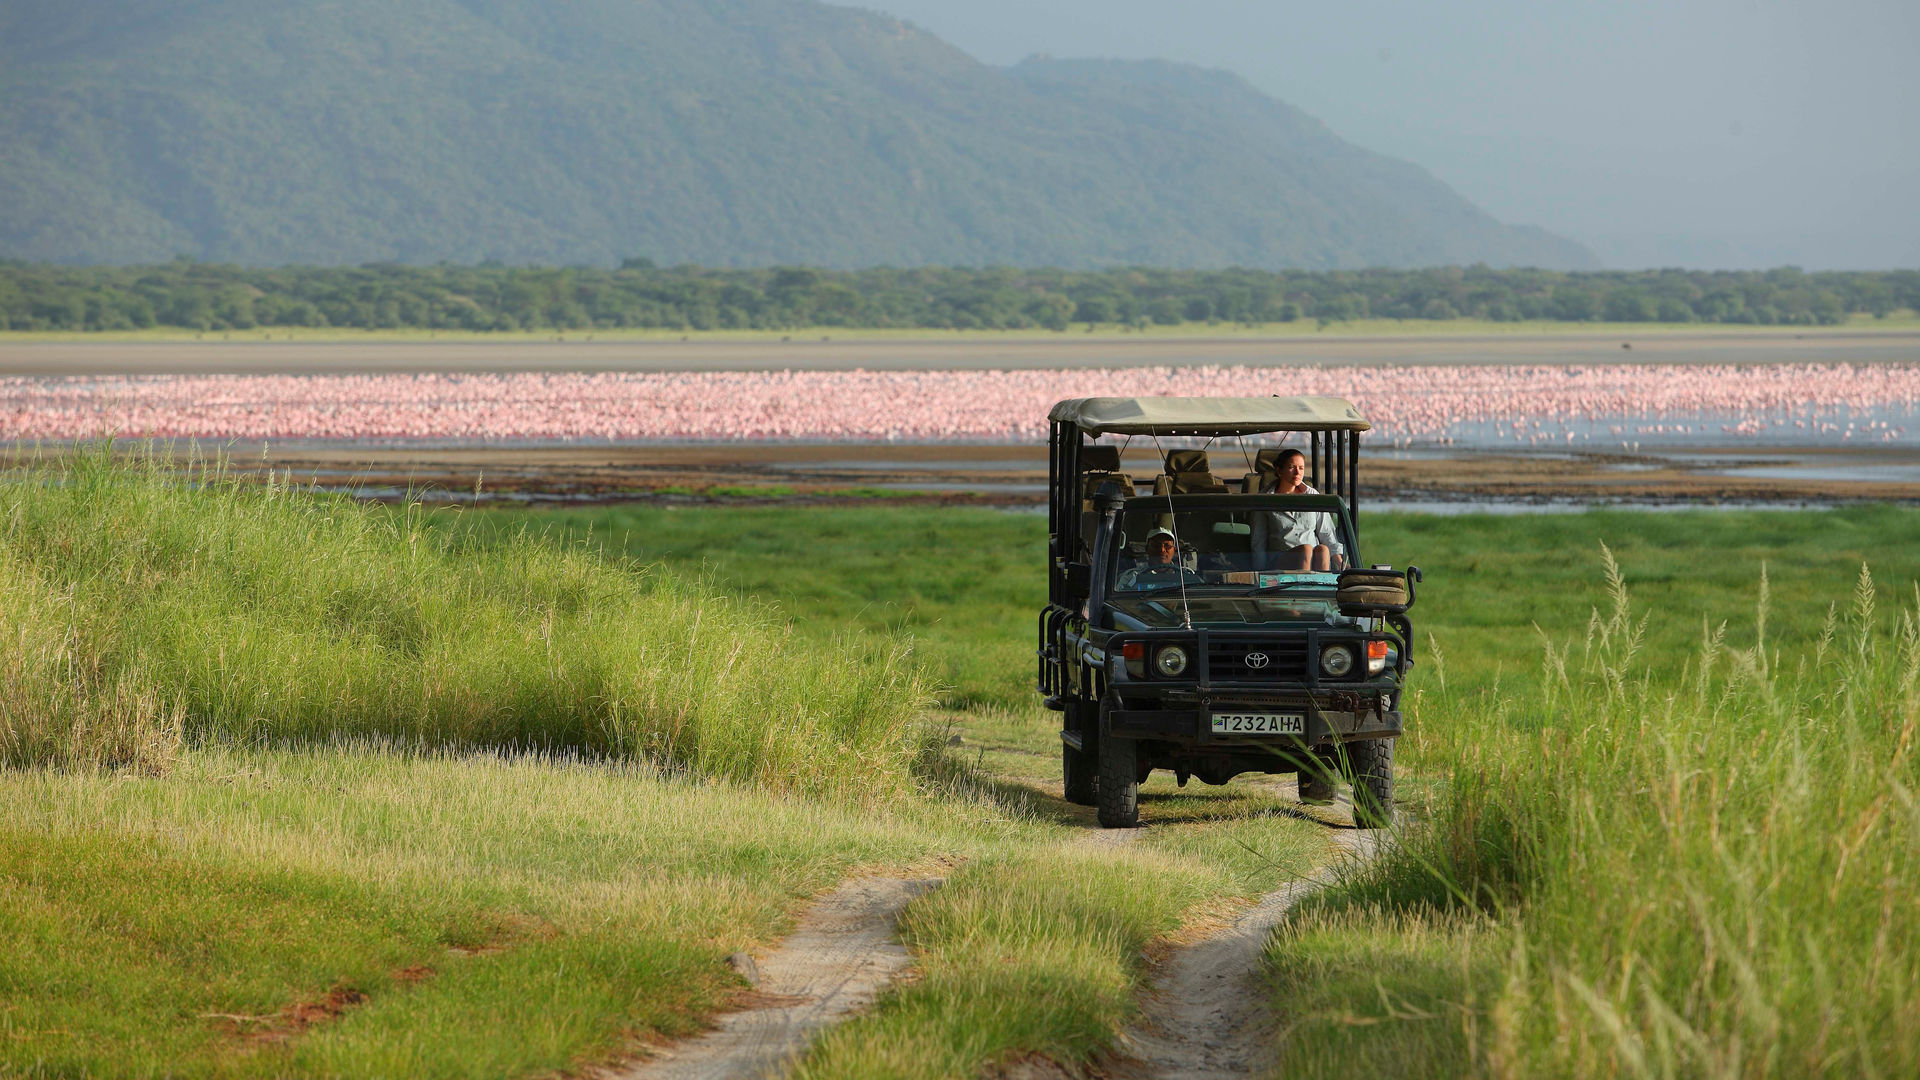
[0,0,1599,269]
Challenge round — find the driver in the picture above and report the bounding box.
[1114,527,1208,592]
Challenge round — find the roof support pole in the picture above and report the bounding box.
[1328,430,1344,507]
[1348,430,1360,526]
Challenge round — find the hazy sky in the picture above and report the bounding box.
[849,0,1919,270]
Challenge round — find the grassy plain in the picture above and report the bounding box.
[6,458,1920,1077]
[523,500,1920,1076]
[0,458,1331,1079]
[2,746,973,1077]
[0,451,929,793]
[1265,547,1920,1077]
[1,311,1913,345]
[2,738,1328,1080]
[489,501,1920,710]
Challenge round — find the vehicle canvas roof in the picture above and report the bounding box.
[1049,396,1370,436]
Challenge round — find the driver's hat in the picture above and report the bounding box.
[1144,527,1178,545]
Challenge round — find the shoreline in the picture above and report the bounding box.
[33,440,1920,508]
[2,325,1917,374]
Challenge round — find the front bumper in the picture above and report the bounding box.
[1106,698,1400,746]
[1089,628,1407,748]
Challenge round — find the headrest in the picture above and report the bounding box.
[1164,449,1211,476]
[1081,445,1122,472]
[1254,448,1287,474]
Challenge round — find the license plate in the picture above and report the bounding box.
[1210,712,1305,735]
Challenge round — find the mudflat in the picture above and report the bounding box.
[80,440,1920,506]
[2,328,1918,375]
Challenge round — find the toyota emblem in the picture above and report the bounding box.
[1244,652,1270,669]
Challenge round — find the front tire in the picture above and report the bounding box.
[1349,737,1394,828]
[1096,731,1140,828]
[1062,703,1097,806]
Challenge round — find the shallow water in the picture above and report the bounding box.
[1442,401,1918,452]
[771,459,1042,472]
[1367,498,1841,516]
[868,480,1048,494]
[1704,464,1920,483]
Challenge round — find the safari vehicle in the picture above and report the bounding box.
[1037,396,1420,828]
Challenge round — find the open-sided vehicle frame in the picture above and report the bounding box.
[1036,396,1420,827]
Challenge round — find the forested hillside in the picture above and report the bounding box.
[4,262,1911,332]
[0,0,1593,270]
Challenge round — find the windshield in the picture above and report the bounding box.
[1108,592,1346,628]
[1108,500,1354,595]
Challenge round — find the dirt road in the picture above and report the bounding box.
[1111,820,1380,1080]
[610,875,942,1080]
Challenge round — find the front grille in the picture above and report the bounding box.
[1208,639,1309,682]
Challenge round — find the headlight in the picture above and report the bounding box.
[1154,645,1190,677]
[1320,645,1355,678]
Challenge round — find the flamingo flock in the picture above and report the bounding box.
[0,364,1914,446]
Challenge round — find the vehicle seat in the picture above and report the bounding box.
[1079,445,1134,559]
[1161,449,1228,494]
[1079,445,1133,503]
[1247,448,1287,493]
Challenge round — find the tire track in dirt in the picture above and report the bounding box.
[609,874,942,1080]
[1107,822,1381,1080]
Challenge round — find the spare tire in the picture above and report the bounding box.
[1337,568,1411,614]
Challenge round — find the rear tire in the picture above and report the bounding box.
[1062,703,1097,806]
[1096,730,1140,828]
[1349,737,1394,828]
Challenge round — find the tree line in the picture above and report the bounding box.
[3,260,1915,333]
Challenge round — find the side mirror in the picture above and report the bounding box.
[1064,562,1092,596]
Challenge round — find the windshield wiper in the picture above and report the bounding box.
[1128,584,1206,598]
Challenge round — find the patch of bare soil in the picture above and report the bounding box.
[607,874,943,1080]
[202,984,371,1045]
[1106,826,1381,1080]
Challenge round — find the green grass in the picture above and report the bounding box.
[798,716,1326,1078]
[1266,548,1920,1078]
[0,744,1002,1078]
[0,460,1343,1079]
[490,500,1920,1075]
[12,481,1920,1078]
[0,733,1335,1080]
[796,845,1220,1078]
[484,502,1920,715]
[1363,505,1920,712]
[470,504,1047,710]
[0,450,928,795]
